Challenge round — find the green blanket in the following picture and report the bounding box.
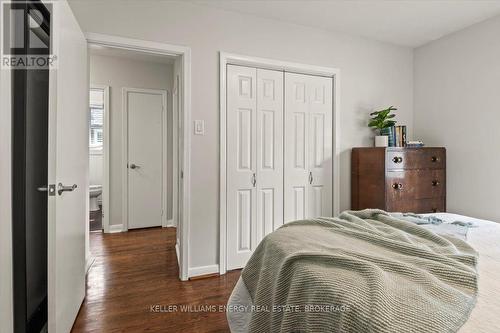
[241,209,478,333]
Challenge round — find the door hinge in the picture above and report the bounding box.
[180,170,184,179]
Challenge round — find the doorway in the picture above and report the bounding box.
[86,34,191,281]
[11,1,51,331]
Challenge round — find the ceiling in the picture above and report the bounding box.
[191,0,500,47]
[88,44,177,64]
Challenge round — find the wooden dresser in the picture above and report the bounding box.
[351,147,446,213]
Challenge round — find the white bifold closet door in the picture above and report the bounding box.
[284,72,333,222]
[226,65,283,270]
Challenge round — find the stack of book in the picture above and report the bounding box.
[406,140,425,148]
[389,125,407,147]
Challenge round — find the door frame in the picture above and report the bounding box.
[121,87,168,230]
[0,66,14,333]
[86,33,192,281]
[89,85,110,233]
[219,52,341,275]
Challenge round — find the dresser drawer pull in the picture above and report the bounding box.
[431,156,440,162]
[392,156,403,163]
[392,183,403,190]
[431,180,440,187]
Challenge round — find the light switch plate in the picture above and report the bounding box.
[194,120,205,135]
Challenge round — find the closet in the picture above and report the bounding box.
[226,65,333,270]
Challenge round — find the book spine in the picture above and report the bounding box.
[391,126,396,147]
[402,126,407,147]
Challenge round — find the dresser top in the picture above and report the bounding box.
[352,147,445,151]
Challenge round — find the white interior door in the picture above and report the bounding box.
[226,65,284,270]
[308,76,333,218]
[284,73,333,222]
[47,1,88,332]
[284,73,310,222]
[125,89,166,229]
[226,65,257,270]
[256,69,283,238]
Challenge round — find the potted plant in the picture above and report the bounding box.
[368,106,397,147]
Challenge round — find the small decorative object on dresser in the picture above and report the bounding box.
[368,106,397,147]
[351,147,446,213]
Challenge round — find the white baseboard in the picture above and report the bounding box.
[188,264,220,278]
[175,243,180,270]
[109,224,124,233]
[166,219,175,227]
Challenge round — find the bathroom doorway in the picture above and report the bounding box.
[88,86,109,233]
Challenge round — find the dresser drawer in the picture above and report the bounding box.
[386,197,445,214]
[386,148,445,170]
[386,169,445,200]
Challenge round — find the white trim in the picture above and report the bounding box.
[90,85,110,233]
[122,87,168,230]
[86,33,192,281]
[86,257,95,273]
[166,219,175,227]
[172,73,180,228]
[219,52,341,275]
[188,264,220,278]
[0,64,13,333]
[108,224,124,233]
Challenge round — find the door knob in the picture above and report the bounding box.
[129,163,140,169]
[58,183,77,196]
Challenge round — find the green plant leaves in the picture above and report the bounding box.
[368,106,398,130]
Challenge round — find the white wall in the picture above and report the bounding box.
[0,67,13,333]
[89,54,174,223]
[414,15,500,223]
[71,0,414,272]
[89,153,103,185]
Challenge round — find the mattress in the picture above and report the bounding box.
[226,213,500,333]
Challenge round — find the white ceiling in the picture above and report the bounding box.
[191,0,500,47]
[88,44,177,64]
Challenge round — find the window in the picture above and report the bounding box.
[89,88,105,150]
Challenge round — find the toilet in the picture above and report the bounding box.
[89,185,102,212]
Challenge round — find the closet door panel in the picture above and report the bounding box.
[308,76,333,218]
[284,73,310,222]
[256,69,283,238]
[227,65,257,270]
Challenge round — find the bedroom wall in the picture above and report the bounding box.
[89,54,174,225]
[70,0,414,273]
[414,15,500,223]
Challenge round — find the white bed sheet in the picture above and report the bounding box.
[226,213,500,333]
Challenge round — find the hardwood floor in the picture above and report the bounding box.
[72,227,241,333]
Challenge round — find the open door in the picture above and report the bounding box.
[47,1,88,332]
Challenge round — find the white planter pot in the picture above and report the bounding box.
[375,135,389,147]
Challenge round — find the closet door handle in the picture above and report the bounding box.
[308,172,313,184]
[251,173,256,187]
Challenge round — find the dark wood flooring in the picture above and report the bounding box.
[72,227,241,332]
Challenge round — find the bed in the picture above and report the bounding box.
[226,212,500,333]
